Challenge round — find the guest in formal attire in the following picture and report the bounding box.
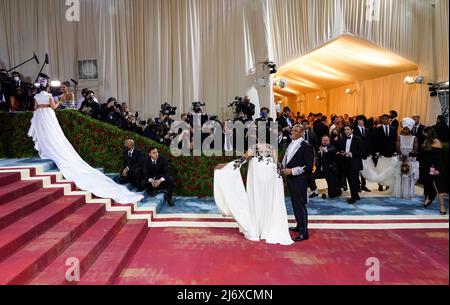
[313,115,330,143]
[310,135,342,199]
[331,127,347,191]
[433,115,449,143]
[277,107,295,144]
[141,147,175,207]
[411,115,426,148]
[338,125,364,204]
[282,125,314,242]
[255,107,274,144]
[390,110,399,134]
[118,139,144,190]
[57,82,76,109]
[353,115,372,192]
[421,127,447,215]
[375,114,397,191]
[301,120,318,152]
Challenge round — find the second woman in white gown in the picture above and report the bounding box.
[214,144,294,246]
[28,83,144,204]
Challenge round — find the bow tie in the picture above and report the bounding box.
[346,137,352,140]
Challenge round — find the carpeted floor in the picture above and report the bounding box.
[117,227,449,285]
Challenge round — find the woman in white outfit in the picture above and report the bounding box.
[28,81,143,204]
[214,143,294,246]
[392,118,420,199]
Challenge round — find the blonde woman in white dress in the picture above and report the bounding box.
[28,81,143,204]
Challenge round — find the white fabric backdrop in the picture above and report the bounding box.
[0,0,448,120]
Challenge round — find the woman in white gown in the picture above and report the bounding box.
[214,143,294,246]
[392,118,419,199]
[28,82,143,204]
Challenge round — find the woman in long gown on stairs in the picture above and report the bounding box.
[214,143,294,246]
[27,81,144,204]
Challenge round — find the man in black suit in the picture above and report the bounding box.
[277,107,295,144]
[375,114,397,191]
[411,115,426,148]
[255,107,274,144]
[119,139,144,190]
[353,115,371,192]
[390,110,399,134]
[281,125,314,242]
[301,120,318,152]
[338,125,364,204]
[310,135,342,199]
[313,115,330,142]
[141,147,175,207]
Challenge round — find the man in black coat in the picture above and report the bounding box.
[119,139,144,190]
[277,107,295,144]
[141,147,175,206]
[310,135,342,199]
[281,125,314,242]
[353,115,372,192]
[390,110,400,134]
[411,115,426,148]
[301,120,318,152]
[338,125,364,204]
[375,114,398,191]
[313,115,330,142]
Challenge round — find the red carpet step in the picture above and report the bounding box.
[0,170,149,285]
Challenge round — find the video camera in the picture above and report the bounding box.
[228,96,255,121]
[192,101,206,114]
[160,102,177,116]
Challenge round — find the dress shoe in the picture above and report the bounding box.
[347,198,357,204]
[293,235,309,242]
[309,192,319,199]
[361,186,371,192]
[378,185,384,192]
[289,227,300,233]
[166,197,175,207]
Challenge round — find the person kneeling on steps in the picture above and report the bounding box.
[141,147,175,207]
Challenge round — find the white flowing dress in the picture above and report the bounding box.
[392,135,419,199]
[28,91,144,204]
[214,147,293,246]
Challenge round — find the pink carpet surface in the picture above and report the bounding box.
[116,228,449,285]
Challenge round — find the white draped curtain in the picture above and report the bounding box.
[0,0,271,119]
[0,0,448,120]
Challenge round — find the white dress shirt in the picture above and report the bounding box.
[345,135,353,153]
[284,138,306,176]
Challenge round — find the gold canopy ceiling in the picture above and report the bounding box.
[274,34,419,99]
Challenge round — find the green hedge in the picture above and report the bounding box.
[0,110,235,197]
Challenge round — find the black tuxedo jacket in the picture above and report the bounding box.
[122,148,144,172]
[313,120,330,142]
[353,126,371,159]
[375,125,397,157]
[286,141,315,178]
[338,136,364,171]
[143,156,171,182]
[303,129,318,151]
[316,145,338,174]
[391,119,399,133]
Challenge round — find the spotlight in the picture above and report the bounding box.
[261,61,277,75]
[404,75,425,85]
[345,88,354,95]
[50,80,61,87]
[414,76,425,84]
[404,76,415,84]
[315,96,325,101]
[274,78,288,89]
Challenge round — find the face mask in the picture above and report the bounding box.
[260,112,268,118]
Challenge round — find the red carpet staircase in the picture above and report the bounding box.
[0,172,149,285]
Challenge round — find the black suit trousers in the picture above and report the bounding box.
[288,175,309,236]
[343,159,360,200]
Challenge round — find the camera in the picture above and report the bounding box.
[160,102,177,116]
[192,101,206,114]
[228,96,255,121]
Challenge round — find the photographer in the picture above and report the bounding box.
[187,102,208,127]
[79,90,100,119]
[100,97,121,126]
[230,96,255,123]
